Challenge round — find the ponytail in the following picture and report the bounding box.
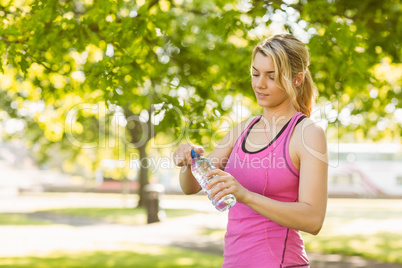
[293,68,316,117]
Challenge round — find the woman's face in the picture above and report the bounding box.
[251,52,290,109]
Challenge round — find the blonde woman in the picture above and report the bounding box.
[174,34,328,268]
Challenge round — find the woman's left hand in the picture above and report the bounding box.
[206,169,250,204]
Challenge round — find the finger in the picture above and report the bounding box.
[184,144,202,164]
[206,171,228,190]
[175,144,189,165]
[178,157,187,166]
[183,149,192,165]
[207,177,219,190]
[181,144,194,165]
[206,169,225,177]
[207,174,229,190]
[173,152,184,166]
[193,145,205,155]
[209,181,227,198]
[214,187,232,201]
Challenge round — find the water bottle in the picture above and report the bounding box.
[190,149,236,212]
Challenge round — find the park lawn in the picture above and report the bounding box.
[0,213,52,225]
[35,207,202,225]
[38,207,148,225]
[302,198,402,264]
[0,208,201,226]
[303,231,402,264]
[0,245,223,268]
[200,199,402,264]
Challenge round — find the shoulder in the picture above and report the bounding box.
[214,115,259,150]
[295,117,325,137]
[294,117,327,159]
[229,116,259,145]
[236,116,259,132]
[207,115,259,170]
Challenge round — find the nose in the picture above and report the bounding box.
[256,76,267,89]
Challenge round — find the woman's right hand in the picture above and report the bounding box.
[173,143,205,167]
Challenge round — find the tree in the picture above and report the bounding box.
[270,0,402,141]
[0,0,264,206]
[1,0,401,206]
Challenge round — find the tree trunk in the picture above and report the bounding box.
[137,144,149,207]
[123,105,155,208]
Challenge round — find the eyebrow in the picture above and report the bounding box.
[252,66,275,73]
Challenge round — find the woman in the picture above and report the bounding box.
[173,34,328,268]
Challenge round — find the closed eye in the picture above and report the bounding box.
[252,74,274,80]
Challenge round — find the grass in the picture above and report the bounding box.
[35,207,202,225]
[0,245,223,268]
[303,232,402,264]
[0,207,202,226]
[196,199,402,264]
[301,198,402,264]
[0,213,52,225]
[37,207,148,225]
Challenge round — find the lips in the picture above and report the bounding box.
[256,92,269,99]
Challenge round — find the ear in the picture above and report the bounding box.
[293,72,304,87]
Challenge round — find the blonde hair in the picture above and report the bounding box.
[251,34,317,117]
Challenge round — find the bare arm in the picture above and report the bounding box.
[179,165,202,195]
[174,117,254,195]
[207,119,328,235]
[176,130,235,195]
[175,144,204,195]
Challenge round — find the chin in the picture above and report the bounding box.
[257,99,274,107]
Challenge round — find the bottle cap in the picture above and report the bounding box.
[190,149,200,159]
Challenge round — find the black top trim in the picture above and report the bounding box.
[295,115,307,126]
[281,228,290,267]
[283,115,307,177]
[242,116,292,154]
[283,264,309,268]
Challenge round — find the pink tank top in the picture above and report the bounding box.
[223,112,309,268]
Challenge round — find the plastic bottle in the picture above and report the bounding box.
[190,149,236,212]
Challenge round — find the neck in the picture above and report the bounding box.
[261,101,296,123]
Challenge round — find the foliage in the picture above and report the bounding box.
[289,0,402,142]
[0,0,261,147]
[0,0,265,205]
[1,0,402,200]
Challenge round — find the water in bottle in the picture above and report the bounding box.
[190,149,236,212]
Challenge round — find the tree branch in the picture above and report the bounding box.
[148,0,159,10]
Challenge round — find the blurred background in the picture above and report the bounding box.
[0,0,401,267]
